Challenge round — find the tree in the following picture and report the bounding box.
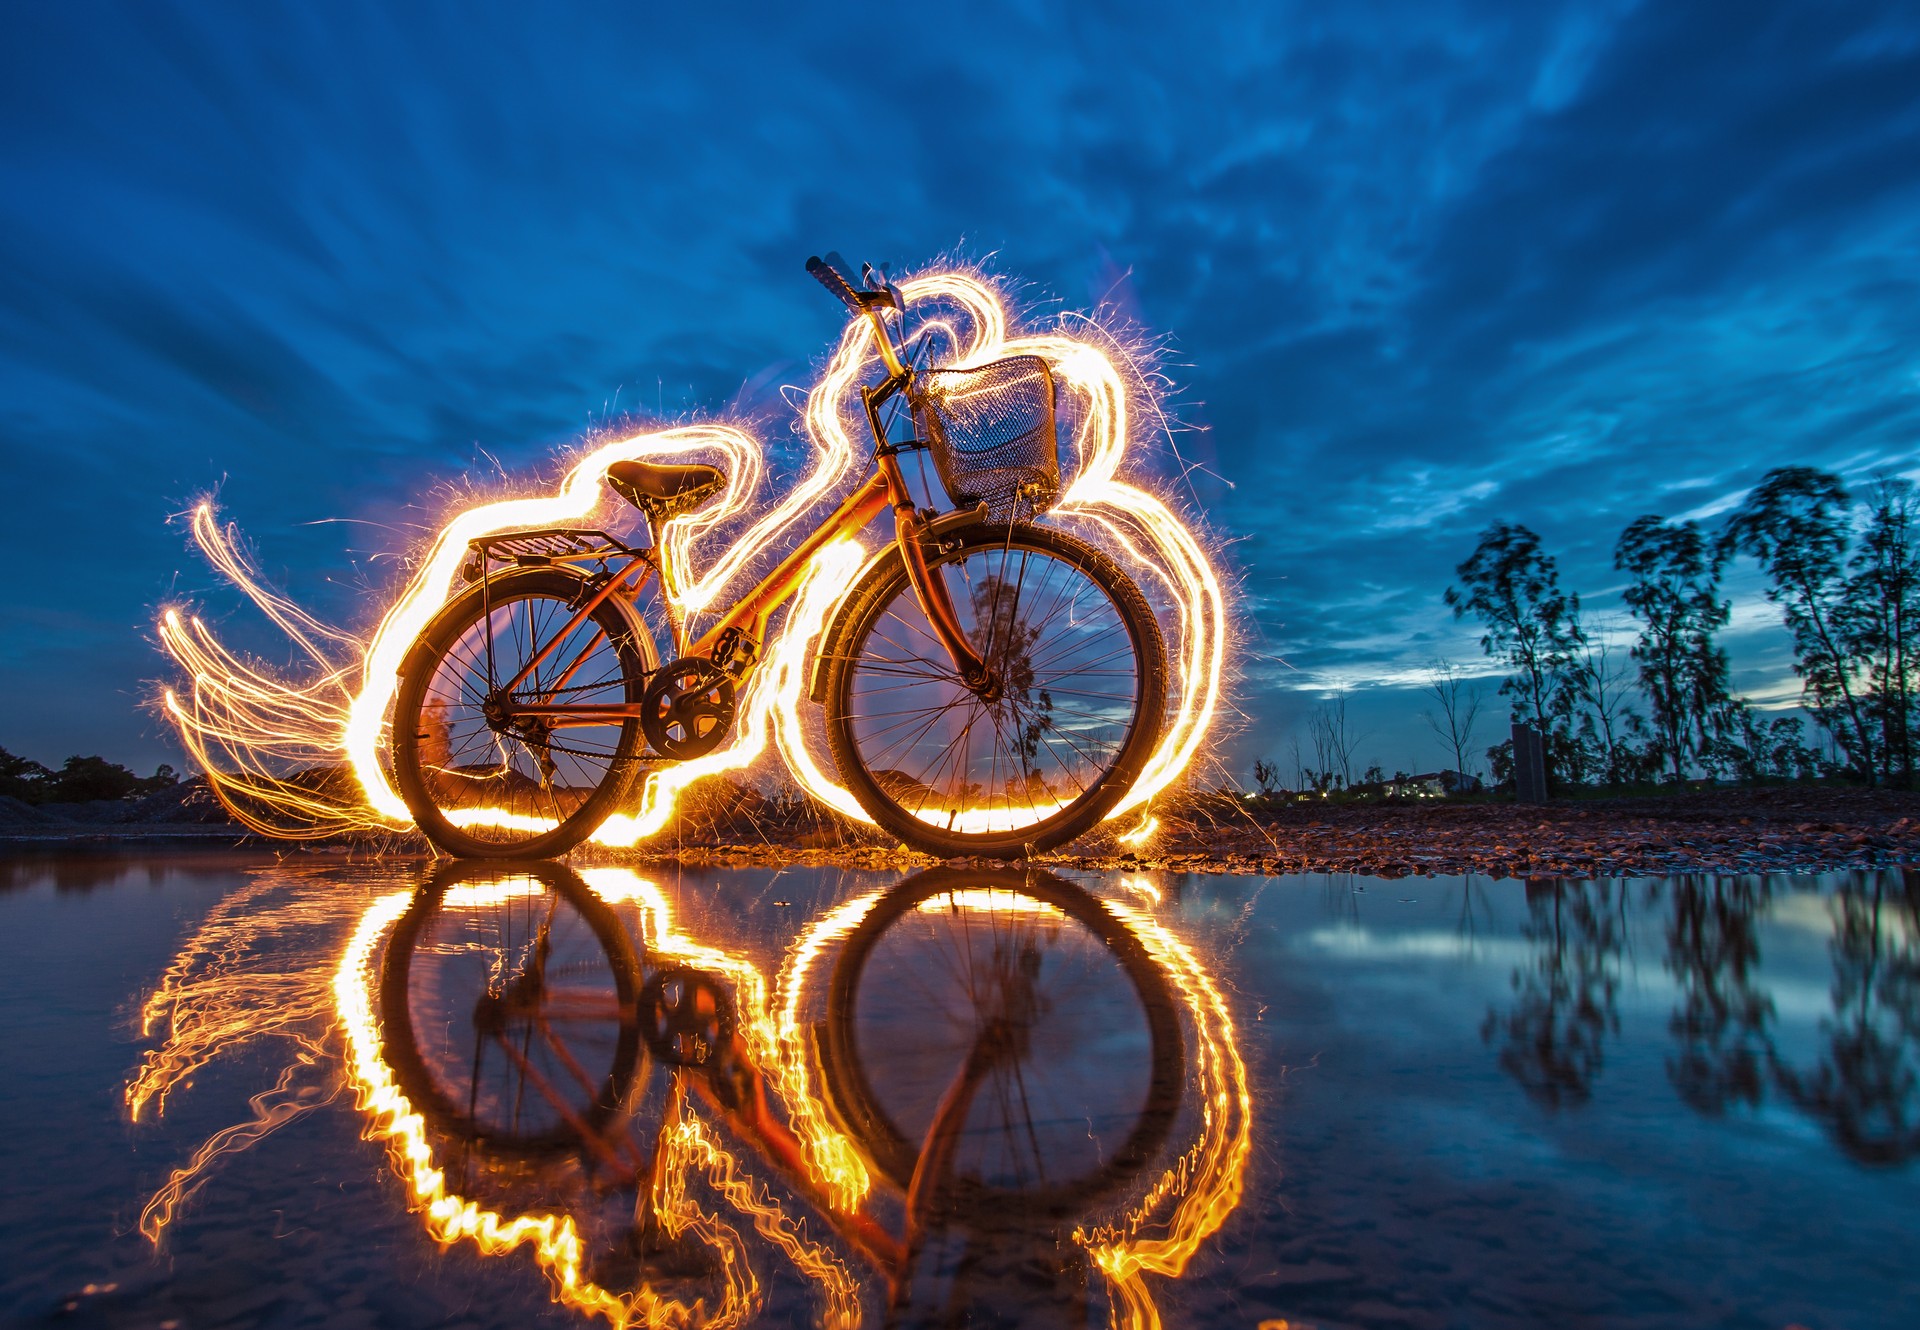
[1445,522,1585,781]
[1722,468,1877,782]
[1665,879,1774,1115]
[1252,758,1280,795]
[1615,515,1731,783]
[971,576,1055,780]
[1845,478,1920,787]
[0,747,53,802]
[0,747,176,804]
[1484,881,1627,1108]
[1421,662,1485,785]
[1569,625,1644,786]
[1308,690,1363,789]
[1772,876,1920,1164]
[1699,702,1819,784]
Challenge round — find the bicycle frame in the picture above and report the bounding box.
[493,336,994,731]
[482,957,1019,1305]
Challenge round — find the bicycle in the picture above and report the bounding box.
[375,861,1187,1319]
[389,254,1168,859]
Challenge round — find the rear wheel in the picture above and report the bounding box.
[821,523,1165,858]
[379,860,644,1156]
[392,569,654,859]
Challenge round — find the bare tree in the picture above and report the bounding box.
[1252,758,1280,794]
[1309,690,1365,788]
[1572,622,1641,785]
[1422,662,1485,783]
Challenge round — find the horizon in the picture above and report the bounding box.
[4,2,1917,782]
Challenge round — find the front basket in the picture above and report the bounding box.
[910,355,1060,521]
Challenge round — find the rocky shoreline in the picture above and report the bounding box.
[5,780,1917,880]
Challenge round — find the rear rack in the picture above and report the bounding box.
[463,527,646,581]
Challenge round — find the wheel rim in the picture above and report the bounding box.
[825,870,1183,1216]
[380,863,641,1156]
[841,538,1147,840]
[407,587,641,851]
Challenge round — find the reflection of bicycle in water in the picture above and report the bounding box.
[390,254,1167,863]
[376,862,1202,1324]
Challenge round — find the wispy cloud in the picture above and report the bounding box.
[1,0,1915,770]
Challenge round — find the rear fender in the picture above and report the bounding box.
[398,567,660,680]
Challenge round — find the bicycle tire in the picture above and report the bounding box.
[820,523,1166,858]
[378,861,644,1157]
[820,867,1184,1220]
[392,569,653,859]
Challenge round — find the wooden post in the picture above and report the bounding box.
[1512,722,1548,804]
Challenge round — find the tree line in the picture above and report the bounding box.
[0,746,180,804]
[1447,465,1918,789]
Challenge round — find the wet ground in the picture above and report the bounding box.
[0,848,1914,1329]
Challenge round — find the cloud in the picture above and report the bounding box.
[1,0,1916,772]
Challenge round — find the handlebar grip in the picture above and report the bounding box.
[806,254,865,313]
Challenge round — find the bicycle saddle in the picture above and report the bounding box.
[606,460,727,519]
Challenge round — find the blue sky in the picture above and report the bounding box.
[3,0,1918,779]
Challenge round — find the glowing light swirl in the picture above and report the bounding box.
[128,860,1246,1327]
[331,876,867,1329]
[157,263,1227,846]
[773,879,1251,1329]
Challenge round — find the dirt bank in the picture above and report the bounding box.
[7,780,1917,880]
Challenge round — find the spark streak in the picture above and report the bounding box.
[128,864,1248,1327]
[157,262,1229,849]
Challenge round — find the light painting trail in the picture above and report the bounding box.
[125,865,1251,1329]
[157,264,1229,848]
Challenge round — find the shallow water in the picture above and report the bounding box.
[0,849,1913,1329]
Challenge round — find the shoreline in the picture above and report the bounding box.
[5,785,1917,880]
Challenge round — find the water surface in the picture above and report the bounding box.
[1,850,1913,1328]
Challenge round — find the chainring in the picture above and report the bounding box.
[640,658,737,760]
[638,966,735,1067]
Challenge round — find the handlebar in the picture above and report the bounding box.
[806,252,907,376]
[806,254,865,313]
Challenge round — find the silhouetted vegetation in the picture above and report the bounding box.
[1484,870,1920,1167]
[0,746,178,804]
[1427,466,1916,795]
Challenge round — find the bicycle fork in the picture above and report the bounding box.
[878,451,998,698]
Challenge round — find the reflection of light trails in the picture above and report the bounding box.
[775,879,1251,1328]
[126,871,349,1241]
[337,870,861,1329]
[333,889,727,1329]
[137,1056,334,1243]
[1077,899,1254,1330]
[158,263,1227,845]
[127,865,1248,1327]
[912,888,1066,917]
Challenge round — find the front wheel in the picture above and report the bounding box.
[821,522,1166,858]
[821,867,1185,1219]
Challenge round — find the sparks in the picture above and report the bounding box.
[128,863,1249,1326]
[157,262,1230,847]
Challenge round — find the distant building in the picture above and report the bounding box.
[1387,770,1481,798]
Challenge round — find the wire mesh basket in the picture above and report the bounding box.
[909,355,1060,521]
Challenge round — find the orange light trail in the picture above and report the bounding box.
[1076,897,1254,1330]
[331,883,751,1330]
[156,262,1228,847]
[127,863,1247,1326]
[774,881,1251,1328]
